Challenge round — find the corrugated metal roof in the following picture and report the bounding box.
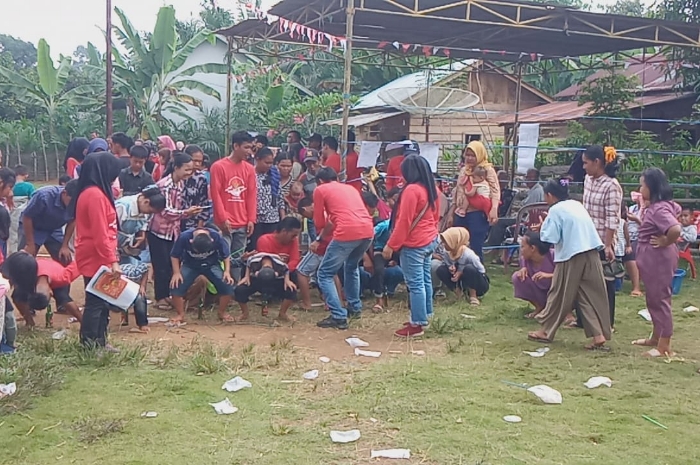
[321,111,406,126]
[490,93,692,125]
[352,61,475,111]
[556,57,681,98]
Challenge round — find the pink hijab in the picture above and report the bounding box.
[158,135,176,151]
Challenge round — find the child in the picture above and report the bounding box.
[235,218,301,322]
[170,226,234,324]
[435,227,489,306]
[464,166,492,216]
[620,204,642,296]
[634,168,681,357]
[58,175,72,186]
[12,165,35,198]
[120,262,150,333]
[282,181,304,221]
[678,207,697,250]
[1,251,83,327]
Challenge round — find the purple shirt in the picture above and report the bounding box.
[20,186,70,244]
[637,201,681,245]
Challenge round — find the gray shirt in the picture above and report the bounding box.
[523,184,545,206]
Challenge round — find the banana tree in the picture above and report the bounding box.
[93,6,229,138]
[0,39,96,138]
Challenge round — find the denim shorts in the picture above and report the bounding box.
[297,252,323,277]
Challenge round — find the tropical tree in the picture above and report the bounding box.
[0,39,96,139]
[92,6,228,138]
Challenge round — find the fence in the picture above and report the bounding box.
[2,150,65,182]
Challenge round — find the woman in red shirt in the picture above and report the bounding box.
[383,155,440,338]
[71,151,123,349]
[63,138,89,179]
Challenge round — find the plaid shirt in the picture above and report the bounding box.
[149,175,186,241]
[181,171,211,230]
[583,174,623,247]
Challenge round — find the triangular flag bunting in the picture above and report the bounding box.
[392,41,400,49]
[378,41,389,48]
[422,45,432,56]
[443,48,451,57]
[401,43,411,52]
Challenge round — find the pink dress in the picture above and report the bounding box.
[511,249,555,309]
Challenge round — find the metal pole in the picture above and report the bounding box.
[509,61,523,188]
[340,0,355,181]
[225,37,233,155]
[106,0,113,137]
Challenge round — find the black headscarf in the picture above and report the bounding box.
[63,137,90,171]
[389,154,438,230]
[68,151,122,219]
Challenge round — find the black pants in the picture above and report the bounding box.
[234,272,298,303]
[80,277,111,348]
[247,222,278,252]
[19,234,63,262]
[147,232,174,301]
[575,251,616,327]
[436,264,490,297]
[369,252,386,297]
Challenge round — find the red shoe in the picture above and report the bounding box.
[394,324,424,338]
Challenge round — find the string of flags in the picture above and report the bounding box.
[277,18,348,52]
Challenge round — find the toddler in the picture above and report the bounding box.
[464,166,492,216]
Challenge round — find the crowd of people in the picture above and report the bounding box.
[0,131,688,360]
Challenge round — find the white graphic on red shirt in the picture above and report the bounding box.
[225,176,246,202]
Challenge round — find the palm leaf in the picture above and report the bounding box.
[36,39,58,97]
[170,79,222,100]
[152,6,177,74]
[55,56,72,91]
[170,30,214,71]
[177,63,229,77]
[113,7,150,65]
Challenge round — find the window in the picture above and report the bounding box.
[464,134,482,144]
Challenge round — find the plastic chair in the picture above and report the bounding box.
[678,246,696,279]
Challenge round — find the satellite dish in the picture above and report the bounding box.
[378,86,480,116]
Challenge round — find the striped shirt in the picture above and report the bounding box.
[149,175,186,241]
[583,174,622,247]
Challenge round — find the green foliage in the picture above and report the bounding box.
[604,0,648,16]
[0,34,37,69]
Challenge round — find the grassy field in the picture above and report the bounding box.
[1,268,700,465]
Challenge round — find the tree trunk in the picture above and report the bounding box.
[39,131,49,181]
[15,139,21,168]
[54,142,61,180]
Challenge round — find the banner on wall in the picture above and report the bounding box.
[516,123,540,174]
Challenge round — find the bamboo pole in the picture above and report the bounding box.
[15,138,21,169]
[339,0,355,182]
[106,0,114,136]
[507,61,523,188]
[32,152,37,180]
[39,131,49,181]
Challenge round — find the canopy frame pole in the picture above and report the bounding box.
[508,61,523,187]
[340,0,355,181]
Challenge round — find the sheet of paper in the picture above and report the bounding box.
[516,123,539,174]
[358,141,382,168]
[419,143,440,173]
[85,266,140,310]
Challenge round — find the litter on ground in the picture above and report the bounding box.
[523,347,550,358]
[370,449,411,459]
[140,411,158,418]
[345,337,369,348]
[683,306,699,313]
[330,429,361,443]
[0,382,16,398]
[222,376,252,392]
[209,398,238,415]
[584,376,613,389]
[354,348,381,358]
[319,356,331,363]
[503,415,522,423]
[527,385,563,404]
[303,370,319,380]
[638,309,652,321]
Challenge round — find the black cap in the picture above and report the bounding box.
[304,133,323,143]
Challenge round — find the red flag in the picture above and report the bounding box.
[422,45,432,56]
[401,43,411,52]
[378,41,389,49]
[443,48,451,57]
[530,52,537,61]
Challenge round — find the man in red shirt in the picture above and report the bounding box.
[321,136,341,174]
[210,131,257,281]
[345,130,364,191]
[234,217,302,322]
[312,167,374,330]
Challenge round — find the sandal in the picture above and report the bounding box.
[372,304,384,314]
[219,314,235,323]
[630,290,644,297]
[469,297,480,306]
[527,332,552,344]
[585,343,611,352]
[632,338,658,347]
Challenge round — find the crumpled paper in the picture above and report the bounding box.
[354,348,381,358]
[209,398,238,415]
[523,347,550,358]
[584,376,612,389]
[527,385,562,404]
[345,337,369,348]
[303,370,319,380]
[638,308,652,322]
[221,376,252,392]
[0,382,16,398]
[330,429,361,443]
[370,449,410,459]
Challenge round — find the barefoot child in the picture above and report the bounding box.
[170,227,235,323]
[464,166,492,216]
[1,251,83,327]
[634,168,681,357]
[234,252,297,322]
[678,207,697,250]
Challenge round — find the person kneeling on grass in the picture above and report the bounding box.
[170,227,235,324]
[234,252,298,322]
[435,227,490,306]
[1,251,83,327]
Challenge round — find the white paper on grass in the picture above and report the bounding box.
[503,415,522,423]
[371,449,411,459]
[222,376,252,392]
[683,306,699,313]
[319,356,331,363]
[523,347,550,358]
[355,348,381,358]
[345,337,369,348]
[209,398,238,415]
[85,266,140,310]
[584,376,613,389]
[303,370,319,380]
[638,308,652,321]
[147,317,170,324]
[357,141,383,168]
[516,123,540,174]
[527,385,562,404]
[0,382,17,398]
[52,329,68,340]
[330,429,361,443]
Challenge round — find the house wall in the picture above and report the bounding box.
[355,114,411,142]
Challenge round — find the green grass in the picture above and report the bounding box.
[2,269,700,464]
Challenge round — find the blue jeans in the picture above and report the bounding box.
[384,266,405,296]
[455,212,490,262]
[172,265,235,297]
[317,238,372,320]
[132,295,148,327]
[400,239,437,326]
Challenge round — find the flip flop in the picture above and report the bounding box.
[630,291,644,297]
[643,348,675,358]
[469,297,481,306]
[527,333,552,344]
[219,314,235,323]
[585,343,611,352]
[372,304,384,314]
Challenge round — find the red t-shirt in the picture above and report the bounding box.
[387,184,439,250]
[38,259,80,289]
[385,155,405,191]
[324,152,341,174]
[210,157,258,228]
[345,150,363,191]
[75,186,118,277]
[313,182,374,242]
[256,233,301,272]
[66,158,80,179]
